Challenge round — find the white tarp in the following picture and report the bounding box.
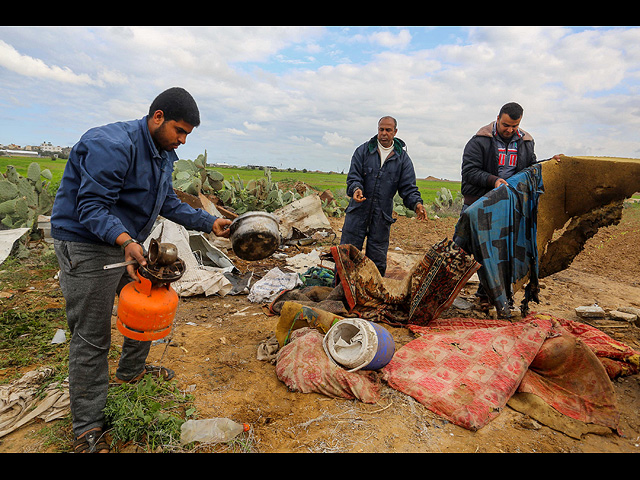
[0,367,70,438]
[0,228,29,265]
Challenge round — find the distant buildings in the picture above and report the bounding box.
[0,141,70,158]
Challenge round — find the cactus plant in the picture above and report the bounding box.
[393,193,416,217]
[172,152,305,214]
[172,151,348,217]
[0,163,54,230]
[431,187,463,216]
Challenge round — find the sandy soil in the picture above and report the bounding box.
[2,204,640,453]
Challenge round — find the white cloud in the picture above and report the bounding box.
[0,40,97,85]
[223,128,247,136]
[368,29,412,49]
[351,28,412,50]
[243,121,265,132]
[322,131,354,148]
[1,26,639,180]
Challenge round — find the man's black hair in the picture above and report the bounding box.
[149,87,200,127]
[499,102,523,121]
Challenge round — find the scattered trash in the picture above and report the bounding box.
[285,249,322,273]
[50,329,66,344]
[247,267,302,303]
[273,195,333,243]
[223,271,253,295]
[180,417,249,445]
[188,233,234,269]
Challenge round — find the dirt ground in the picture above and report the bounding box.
[2,204,640,453]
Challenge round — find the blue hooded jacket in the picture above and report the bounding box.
[51,116,216,245]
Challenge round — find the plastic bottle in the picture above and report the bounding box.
[180,418,250,445]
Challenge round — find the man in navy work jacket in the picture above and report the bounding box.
[51,87,231,453]
[340,116,426,276]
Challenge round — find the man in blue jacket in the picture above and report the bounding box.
[340,116,426,276]
[51,87,231,452]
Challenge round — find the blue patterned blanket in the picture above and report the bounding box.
[454,164,544,317]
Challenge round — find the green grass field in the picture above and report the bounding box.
[0,156,462,205]
[207,165,461,204]
[5,155,640,207]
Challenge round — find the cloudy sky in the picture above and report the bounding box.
[1,26,639,181]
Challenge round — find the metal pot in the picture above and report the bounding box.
[229,211,281,261]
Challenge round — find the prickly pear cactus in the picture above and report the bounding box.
[393,193,416,217]
[0,163,54,230]
[432,187,462,216]
[172,151,303,214]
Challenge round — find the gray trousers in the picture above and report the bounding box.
[54,239,151,436]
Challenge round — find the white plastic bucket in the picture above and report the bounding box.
[322,318,395,372]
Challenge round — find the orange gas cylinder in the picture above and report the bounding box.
[116,275,178,341]
[117,274,179,341]
[116,239,185,341]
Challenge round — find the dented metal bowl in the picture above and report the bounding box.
[229,211,280,261]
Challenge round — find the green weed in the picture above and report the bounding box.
[104,375,195,452]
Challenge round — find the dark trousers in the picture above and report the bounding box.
[54,239,151,436]
[340,207,392,276]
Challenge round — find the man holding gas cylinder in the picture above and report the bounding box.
[51,87,231,453]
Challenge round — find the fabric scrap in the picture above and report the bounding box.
[518,329,620,434]
[404,313,634,433]
[0,367,70,438]
[301,266,335,287]
[268,284,350,318]
[507,392,612,439]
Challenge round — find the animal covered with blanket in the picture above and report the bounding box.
[383,313,639,433]
[331,238,480,327]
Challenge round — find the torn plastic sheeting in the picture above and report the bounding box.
[0,228,29,265]
[247,267,303,303]
[188,231,235,270]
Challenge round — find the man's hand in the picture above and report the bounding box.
[212,217,232,237]
[415,203,427,220]
[123,242,146,281]
[353,188,366,203]
[494,178,508,189]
